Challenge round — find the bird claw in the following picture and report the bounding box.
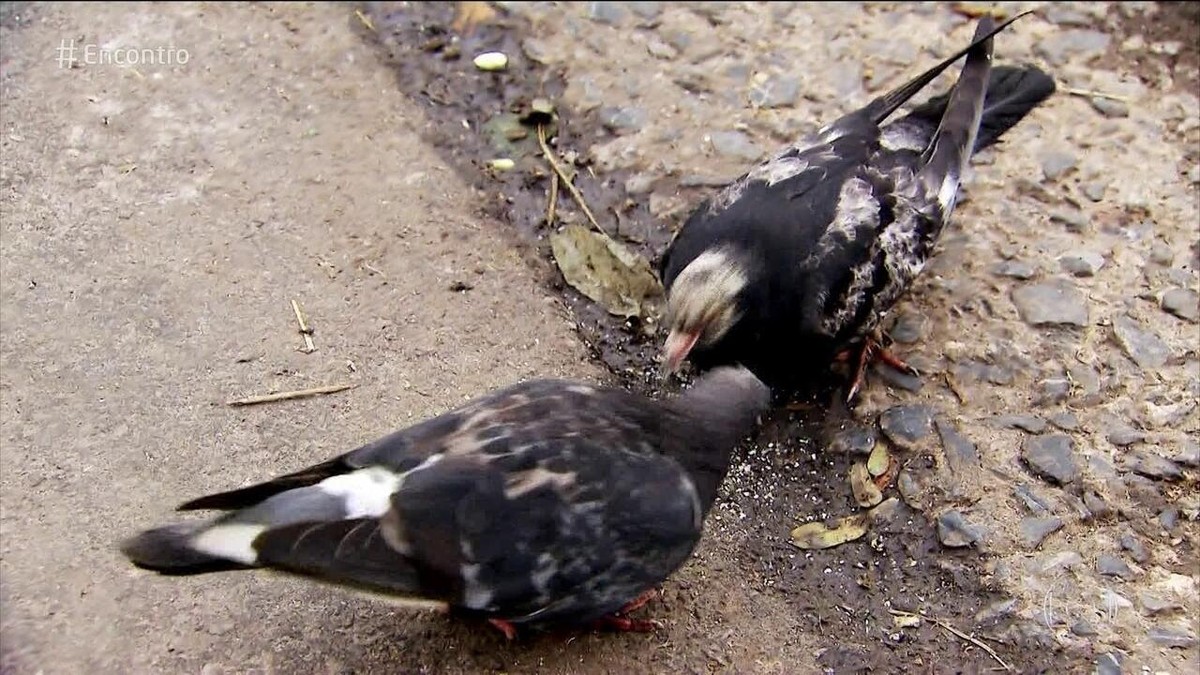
[488,618,519,641]
[617,588,659,616]
[842,331,921,402]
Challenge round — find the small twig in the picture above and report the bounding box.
[1061,87,1131,103]
[888,610,1011,672]
[227,383,356,407]
[354,9,376,32]
[944,371,968,404]
[536,125,612,239]
[362,262,387,278]
[546,171,559,227]
[290,299,316,353]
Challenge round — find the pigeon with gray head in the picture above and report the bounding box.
[120,366,771,639]
[659,13,1055,402]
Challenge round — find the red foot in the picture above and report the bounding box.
[837,332,920,403]
[617,588,658,615]
[488,618,518,641]
[591,615,664,633]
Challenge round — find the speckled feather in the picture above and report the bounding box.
[119,367,770,632]
[660,16,1055,389]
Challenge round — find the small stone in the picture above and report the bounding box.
[1083,489,1114,520]
[1020,517,1064,550]
[586,1,627,25]
[1119,532,1149,563]
[1095,652,1123,675]
[645,37,678,60]
[1161,288,1199,322]
[1112,316,1172,369]
[1049,412,1080,431]
[709,131,762,161]
[1059,253,1105,277]
[1139,593,1182,615]
[200,665,222,675]
[1035,30,1112,66]
[994,414,1048,434]
[1066,362,1101,399]
[1041,550,1084,573]
[1090,97,1130,118]
[936,418,979,474]
[879,405,934,451]
[1159,507,1179,530]
[1070,620,1098,637]
[1149,241,1175,265]
[599,107,647,134]
[1106,425,1146,447]
[520,38,554,64]
[1012,282,1089,327]
[626,1,661,19]
[1174,440,1200,468]
[624,174,655,195]
[1125,474,1169,512]
[1014,484,1052,514]
[1100,589,1132,612]
[888,311,924,344]
[1040,150,1079,181]
[1049,208,1089,232]
[974,599,1018,627]
[872,363,923,392]
[472,51,509,72]
[828,425,876,457]
[749,74,800,109]
[991,260,1036,279]
[1123,451,1182,481]
[1147,628,1196,649]
[1097,553,1135,580]
[1022,434,1080,485]
[1035,378,1071,406]
[1082,181,1108,202]
[936,510,982,548]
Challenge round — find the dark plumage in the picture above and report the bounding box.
[119,366,770,639]
[658,14,1055,400]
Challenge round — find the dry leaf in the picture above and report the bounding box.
[850,462,883,508]
[893,613,922,629]
[550,224,663,319]
[790,514,869,550]
[452,1,497,33]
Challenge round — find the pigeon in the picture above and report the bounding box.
[119,366,771,640]
[658,13,1055,401]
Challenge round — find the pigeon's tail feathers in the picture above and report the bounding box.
[860,10,1030,127]
[177,456,351,512]
[900,65,1056,152]
[917,16,996,216]
[120,522,251,575]
[123,466,405,573]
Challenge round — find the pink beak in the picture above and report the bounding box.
[663,330,700,373]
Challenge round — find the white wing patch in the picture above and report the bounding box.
[190,523,267,565]
[318,465,407,519]
[818,176,880,253]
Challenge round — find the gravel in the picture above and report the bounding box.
[749,74,800,109]
[936,418,979,474]
[709,130,762,161]
[1119,532,1150,564]
[878,405,934,451]
[937,510,983,548]
[1012,282,1089,327]
[1021,434,1080,486]
[1020,517,1064,550]
[1112,316,1172,369]
[1097,553,1135,580]
[994,414,1048,434]
[1147,628,1197,649]
[1161,288,1199,322]
[1039,149,1080,181]
[1059,253,1105,277]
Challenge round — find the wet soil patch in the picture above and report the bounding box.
[356,2,1092,672]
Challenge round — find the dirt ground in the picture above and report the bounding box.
[1,2,1197,675]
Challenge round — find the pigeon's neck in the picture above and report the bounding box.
[671,441,737,513]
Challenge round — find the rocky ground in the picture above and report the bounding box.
[1,2,1197,674]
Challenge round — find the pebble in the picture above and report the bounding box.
[1123,450,1182,481]
[1112,316,1172,369]
[1035,30,1112,66]
[1070,620,1098,637]
[1139,593,1182,615]
[827,425,875,457]
[1124,474,1168,512]
[1089,97,1130,118]
[936,418,979,474]
[887,311,924,344]
[936,510,982,548]
[749,74,800,109]
[991,260,1036,279]
[1011,281,1089,327]
[624,173,655,195]
[586,1,627,25]
[200,665,222,675]
[1066,362,1101,399]
[1105,425,1145,447]
[1159,507,1178,531]
[1021,434,1080,486]
[878,405,934,451]
[1083,489,1114,520]
[1049,208,1089,232]
[1082,181,1108,202]
[872,363,922,392]
[1161,288,1199,322]
[1174,440,1200,468]
[1095,652,1124,675]
[1149,241,1175,266]
[709,131,762,161]
[1039,150,1079,181]
[1100,588,1132,612]
[1049,412,1080,431]
[1147,628,1196,649]
[1035,378,1071,406]
[626,1,661,19]
[1119,532,1149,563]
[1014,484,1052,514]
[994,414,1047,434]
[645,36,678,60]
[974,599,1018,627]
[1097,553,1135,580]
[1020,516,1064,550]
[1059,252,1105,277]
[599,106,647,134]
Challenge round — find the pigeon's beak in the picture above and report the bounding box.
[663,329,700,373]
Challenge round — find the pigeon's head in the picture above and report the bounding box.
[662,249,748,372]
